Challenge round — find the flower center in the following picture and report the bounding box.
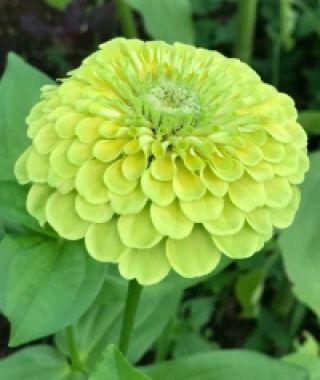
[141,80,201,134]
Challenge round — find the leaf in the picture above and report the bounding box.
[125,0,195,44]
[55,258,231,367]
[298,111,320,135]
[44,0,72,11]
[280,0,297,50]
[235,268,265,318]
[190,0,223,15]
[0,234,106,346]
[0,53,53,181]
[173,331,215,359]
[144,350,308,380]
[89,345,151,380]
[0,345,81,380]
[279,152,320,317]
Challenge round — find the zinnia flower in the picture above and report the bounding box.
[15,38,309,285]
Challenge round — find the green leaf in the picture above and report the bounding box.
[89,345,151,380]
[190,0,223,15]
[173,331,215,359]
[279,152,320,317]
[125,0,195,44]
[298,111,320,135]
[44,0,72,11]
[0,53,53,181]
[0,345,81,380]
[235,268,265,318]
[0,234,106,346]
[144,350,308,380]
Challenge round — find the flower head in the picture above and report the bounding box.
[15,38,309,285]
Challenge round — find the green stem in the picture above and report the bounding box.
[119,279,143,355]
[114,0,138,38]
[233,0,259,63]
[155,320,174,362]
[66,326,84,372]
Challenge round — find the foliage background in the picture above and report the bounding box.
[0,0,320,379]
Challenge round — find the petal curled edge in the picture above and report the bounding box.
[27,184,54,226]
[166,225,221,278]
[119,241,170,285]
[85,218,129,262]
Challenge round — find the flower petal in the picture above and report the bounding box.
[204,197,245,235]
[119,241,170,285]
[50,139,78,178]
[104,159,137,195]
[27,184,54,226]
[229,174,265,212]
[117,205,163,248]
[150,200,193,239]
[33,124,59,154]
[166,225,221,278]
[141,169,175,206]
[212,224,260,258]
[55,112,83,138]
[46,191,89,239]
[109,185,147,214]
[246,207,273,235]
[93,139,127,162]
[76,159,109,204]
[14,147,31,184]
[264,176,292,208]
[173,159,206,201]
[200,166,228,197]
[271,187,300,228]
[85,218,129,262]
[122,151,147,181]
[75,117,103,143]
[150,155,175,181]
[26,148,49,183]
[75,195,113,223]
[67,140,93,166]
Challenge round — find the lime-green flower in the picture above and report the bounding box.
[15,38,309,285]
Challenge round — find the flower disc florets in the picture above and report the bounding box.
[15,38,309,285]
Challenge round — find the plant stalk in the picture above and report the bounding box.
[66,325,84,372]
[118,279,143,355]
[233,0,259,63]
[114,0,137,38]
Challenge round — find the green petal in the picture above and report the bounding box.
[26,148,49,183]
[200,166,228,197]
[264,123,292,143]
[46,191,89,239]
[55,112,83,138]
[76,159,109,204]
[166,225,221,278]
[262,137,285,163]
[104,159,137,195]
[117,205,163,248]
[288,153,309,185]
[93,139,127,162]
[150,200,193,239]
[85,218,129,262]
[212,224,260,258]
[119,241,170,285]
[67,140,94,166]
[75,117,103,143]
[246,207,273,235]
[122,151,147,181]
[109,185,147,214]
[14,147,31,184]
[287,122,307,148]
[50,139,78,178]
[48,168,75,194]
[234,142,263,166]
[264,176,292,208]
[173,159,206,201]
[229,175,265,212]
[272,144,300,176]
[75,195,113,223]
[271,187,300,228]
[210,155,244,181]
[180,192,224,223]
[246,162,274,182]
[33,124,59,154]
[26,184,54,226]
[150,155,175,181]
[204,198,245,235]
[141,169,175,206]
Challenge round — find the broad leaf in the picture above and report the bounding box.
[279,152,320,316]
[299,111,320,135]
[0,53,53,181]
[0,234,106,346]
[89,345,150,380]
[44,0,72,11]
[125,0,195,44]
[0,345,83,380]
[144,350,308,380]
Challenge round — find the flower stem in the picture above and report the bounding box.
[118,279,143,355]
[66,325,84,372]
[233,0,259,63]
[114,0,138,38]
